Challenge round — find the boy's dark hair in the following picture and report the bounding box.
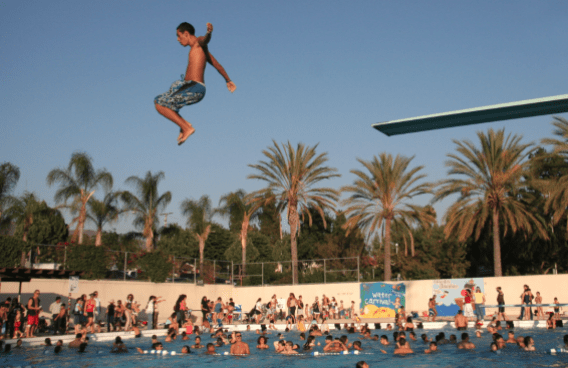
[356,362,368,368]
[206,342,215,349]
[152,342,162,349]
[152,335,157,339]
[54,345,62,354]
[177,22,195,35]
[353,340,362,347]
[78,342,87,352]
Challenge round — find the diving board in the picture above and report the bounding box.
[373,94,568,136]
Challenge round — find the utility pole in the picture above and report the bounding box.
[160,212,173,227]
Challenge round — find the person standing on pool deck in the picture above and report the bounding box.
[155,22,236,146]
[474,287,485,322]
[428,295,438,322]
[496,287,508,321]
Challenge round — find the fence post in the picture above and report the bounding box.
[64,245,67,268]
[261,262,264,286]
[213,260,216,283]
[357,256,360,282]
[324,259,326,284]
[124,252,128,281]
[194,258,197,285]
[172,256,175,283]
[231,261,234,285]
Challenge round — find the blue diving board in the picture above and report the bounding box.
[373,94,568,136]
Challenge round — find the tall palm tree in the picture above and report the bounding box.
[541,117,568,232]
[47,152,112,245]
[87,192,121,246]
[434,128,548,276]
[121,171,172,251]
[392,204,436,257]
[341,153,432,281]
[216,189,260,276]
[248,140,340,284]
[180,195,213,274]
[0,162,20,232]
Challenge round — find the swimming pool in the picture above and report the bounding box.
[2,326,567,368]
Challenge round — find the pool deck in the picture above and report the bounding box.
[4,316,564,347]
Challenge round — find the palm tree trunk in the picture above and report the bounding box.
[241,216,249,277]
[492,207,502,277]
[145,234,153,252]
[199,238,205,276]
[289,207,299,285]
[409,230,415,257]
[95,227,102,246]
[384,218,392,281]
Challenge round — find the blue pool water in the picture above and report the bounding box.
[2,326,568,368]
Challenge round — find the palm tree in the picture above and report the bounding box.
[0,162,20,231]
[392,204,436,257]
[6,192,42,266]
[121,171,172,251]
[180,195,213,274]
[47,152,112,245]
[87,192,121,246]
[541,117,568,232]
[341,153,432,281]
[248,140,340,284]
[216,189,260,276]
[434,128,548,277]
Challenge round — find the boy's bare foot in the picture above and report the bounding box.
[178,126,195,146]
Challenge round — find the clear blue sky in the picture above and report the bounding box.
[1,0,567,234]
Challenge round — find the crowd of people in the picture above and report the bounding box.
[0,290,167,339]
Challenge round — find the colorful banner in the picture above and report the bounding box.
[432,278,485,316]
[360,282,405,318]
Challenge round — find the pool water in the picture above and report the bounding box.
[2,326,568,368]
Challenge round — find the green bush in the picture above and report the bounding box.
[0,235,33,267]
[65,244,110,280]
[135,251,171,283]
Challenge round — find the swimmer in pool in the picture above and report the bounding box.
[205,343,217,355]
[424,341,438,354]
[230,332,250,355]
[457,333,475,350]
[280,341,299,355]
[523,336,535,351]
[192,336,204,349]
[394,337,413,354]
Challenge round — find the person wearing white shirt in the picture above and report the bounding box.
[93,291,101,322]
[49,297,62,333]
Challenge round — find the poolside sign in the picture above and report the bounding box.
[432,277,484,316]
[360,282,405,318]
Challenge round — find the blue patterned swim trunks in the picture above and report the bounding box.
[154,77,206,113]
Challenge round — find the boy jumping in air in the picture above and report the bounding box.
[155,22,236,145]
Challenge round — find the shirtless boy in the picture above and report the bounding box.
[155,22,236,145]
[455,310,468,330]
[428,296,438,322]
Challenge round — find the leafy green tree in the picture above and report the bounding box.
[341,153,432,281]
[257,192,282,243]
[434,128,548,276]
[225,237,259,264]
[121,171,172,251]
[204,223,235,260]
[135,250,171,283]
[23,204,68,245]
[158,225,199,259]
[87,192,121,246]
[65,244,110,279]
[47,152,112,245]
[248,140,340,284]
[180,195,213,273]
[541,117,568,233]
[0,162,20,232]
[248,231,273,261]
[216,189,260,276]
[0,235,32,267]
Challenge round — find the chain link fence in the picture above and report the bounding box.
[231,257,360,286]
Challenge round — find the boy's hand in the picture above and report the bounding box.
[227,81,236,93]
[207,23,213,33]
